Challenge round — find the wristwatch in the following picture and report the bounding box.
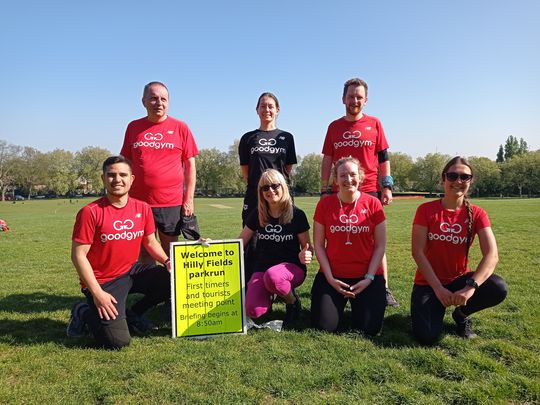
[465,278,479,290]
[364,274,375,281]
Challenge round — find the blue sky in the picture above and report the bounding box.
[2,0,539,160]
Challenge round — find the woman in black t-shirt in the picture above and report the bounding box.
[239,169,312,326]
[238,92,298,225]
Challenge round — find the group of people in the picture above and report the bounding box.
[67,79,508,349]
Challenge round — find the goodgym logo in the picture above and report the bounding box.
[342,130,361,139]
[440,222,462,233]
[101,219,143,243]
[258,224,293,242]
[133,132,174,149]
[334,130,373,149]
[144,132,163,141]
[113,219,134,231]
[428,221,466,244]
[259,138,277,146]
[265,224,282,233]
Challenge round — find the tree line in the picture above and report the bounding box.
[1,136,538,201]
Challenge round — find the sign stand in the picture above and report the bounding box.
[170,239,246,338]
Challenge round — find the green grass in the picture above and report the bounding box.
[1,197,539,404]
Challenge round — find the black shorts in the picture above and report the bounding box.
[151,205,183,236]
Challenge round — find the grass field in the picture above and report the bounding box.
[0,197,539,404]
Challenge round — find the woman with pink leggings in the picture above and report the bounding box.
[239,169,312,327]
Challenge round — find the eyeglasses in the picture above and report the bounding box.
[445,172,473,182]
[260,183,281,192]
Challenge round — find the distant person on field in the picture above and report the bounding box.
[311,157,387,335]
[239,169,312,327]
[121,81,199,262]
[320,78,398,308]
[411,156,508,344]
[67,156,171,349]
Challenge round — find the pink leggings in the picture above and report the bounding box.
[245,263,305,319]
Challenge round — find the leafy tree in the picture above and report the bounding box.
[0,140,21,201]
[504,135,520,161]
[410,153,451,193]
[42,149,78,195]
[11,147,48,198]
[501,151,540,196]
[389,152,414,192]
[496,145,504,163]
[293,153,322,193]
[74,146,111,193]
[468,156,501,196]
[197,148,229,194]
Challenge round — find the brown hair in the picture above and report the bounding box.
[343,78,369,99]
[257,169,293,226]
[442,156,474,259]
[256,92,280,110]
[332,156,365,184]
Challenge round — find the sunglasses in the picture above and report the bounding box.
[445,172,473,182]
[260,183,281,192]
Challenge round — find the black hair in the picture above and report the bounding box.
[102,155,132,173]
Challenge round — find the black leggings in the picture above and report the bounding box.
[310,272,386,336]
[411,272,508,345]
[83,263,170,350]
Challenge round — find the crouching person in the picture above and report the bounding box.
[67,156,171,349]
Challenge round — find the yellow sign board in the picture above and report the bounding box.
[170,239,246,338]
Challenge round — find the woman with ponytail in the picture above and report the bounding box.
[411,156,508,344]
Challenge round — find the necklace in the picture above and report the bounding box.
[338,193,359,246]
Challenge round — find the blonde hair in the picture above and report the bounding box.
[257,169,293,226]
[332,156,365,184]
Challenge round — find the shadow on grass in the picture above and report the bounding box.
[0,317,91,348]
[0,292,80,313]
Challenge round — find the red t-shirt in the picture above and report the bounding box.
[413,200,491,285]
[72,197,155,286]
[121,116,199,207]
[314,193,386,278]
[322,115,389,193]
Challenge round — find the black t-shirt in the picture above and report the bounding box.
[245,206,310,274]
[238,128,297,190]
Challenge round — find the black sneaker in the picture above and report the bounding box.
[283,290,301,328]
[127,308,158,335]
[385,288,400,307]
[452,308,478,339]
[66,302,89,338]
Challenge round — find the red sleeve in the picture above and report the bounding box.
[413,203,429,227]
[142,202,156,236]
[180,123,199,161]
[370,198,386,225]
[473,206,491,231]
[375,118,389,153]
[120,125,132,160]
[321,123,334,157]
[72,206,95,245]
[313,198,328,225]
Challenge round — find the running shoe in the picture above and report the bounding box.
[66,302,89,338]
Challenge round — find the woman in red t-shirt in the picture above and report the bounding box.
[311,157,387,335]
[411,156,508,344]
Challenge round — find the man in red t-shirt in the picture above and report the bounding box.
[121,82,199,262]
[320,78,398,307]
[67,156,171,349]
